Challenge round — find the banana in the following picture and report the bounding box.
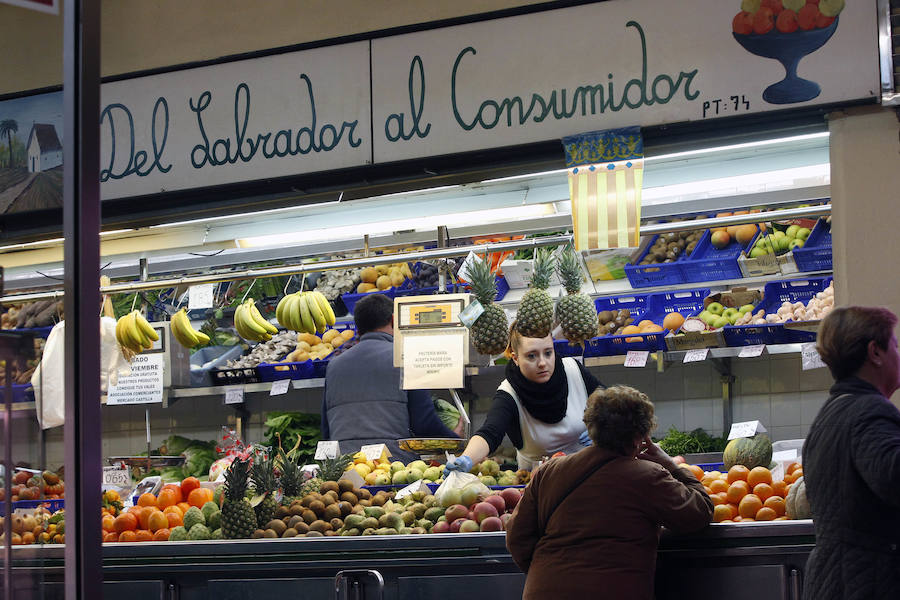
[311,291,336,326]
[239,299,268,336]
[279,294,297,331]
[248,301,277,334]
[276,295,291,329]
[126,312,150,351]
[306,292,327,333]
[115,315,134,351]
[233,303,252,340]
[134,311,160,343]
[296,293,316,335]
[195,331,210,345]
[172,308,199,348]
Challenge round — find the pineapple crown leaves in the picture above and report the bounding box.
[224,457,252,501]
[315,452,354,481]
[530,248,556,290]
[250,448,278,495]
[467,255,499,306]
[556,245,585,295]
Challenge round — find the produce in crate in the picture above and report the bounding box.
[250,451,279,527]
[357,262,413,293]
[636,229,704,265]
[170,307,210,349]
[515,248,556,338]
[115,310,161,354]
[596,309,634,336]
[314,267,363,301]
[276,291,335,334]
[234,298,278,342]
[221,457,258,539]
[2,299,63,329]
[554,246,598,345]
[467,256,509,355]
[299,452,354,497]
[225,330,297,369]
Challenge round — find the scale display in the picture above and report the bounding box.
[393,293,471,368]
[397,297,466,330]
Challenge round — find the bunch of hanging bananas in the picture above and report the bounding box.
[115,310,160,354]
[234,298,278,342]
[275,290,336,335]
[170,307,211,348]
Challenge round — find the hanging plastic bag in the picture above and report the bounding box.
[32,317,132,429]
[433,470,491,508]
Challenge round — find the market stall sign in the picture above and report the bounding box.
[314,440,340,460]
[402,332,465,390]
[801,342,827,370]
[624,350,649,368]
[360,443,392,462]
[105,353,164,405]
[727,420,767,441]
[269,378,290,396]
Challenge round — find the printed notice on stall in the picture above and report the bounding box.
[402,332,464,389]
[739,345,766,358]
[188,283,215,310]
[801,342,826,371]
[106,353,164,405]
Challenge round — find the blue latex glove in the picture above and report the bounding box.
[579,430,592,447]
[443,455,473,478]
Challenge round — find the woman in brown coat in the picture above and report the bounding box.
[505,385,713,600]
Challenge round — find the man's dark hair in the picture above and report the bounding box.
[353,293,394,335]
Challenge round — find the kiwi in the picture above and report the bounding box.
[620,309,631,318]
[252,529,266,539]
[288,515,305,530]
[294,521,310,534]
[309,500,326,517]
[263,529,278,538]
[283,528,299,538]
[266,519,287,536]
[338,480,355,494]
[356,488,372,501]
[324,530,337,536]
[330,517,344,530]
[370,494,386,507]
[597,310,613,323]
[324,503,342,521]
[320,481,340,494]
[290,504,305,516]
[309,520,330,533]
[305,530,324,537]
[275,505,291,519]
[340,492,359,505]
[302,509,318,525]
[320,494,336,507]
[337,501,352,517]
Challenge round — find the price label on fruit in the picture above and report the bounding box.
[801,342,826,371]
[314,440,340,460]
[458,299,485,328]
[727,420,767,441]
[360,443,391,461]
[188,283,215,310]
[102,466,131,488]
[624,350,649,368]
[269,379,290,396]
[224,386,244,405]
[683,348,709,363]
[739,344,766,358]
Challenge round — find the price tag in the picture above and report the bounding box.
[360,443,391,461]
[458,299,485,328]
[683,348,709,363]
[395,478,429,500]
[188,283,215,310]
[772,449,798,462]
[339,469,365,489]
[624,350,649,368]
[314,441,340,460]
[727,420,767,441]
[739,344,766,358]
[269,379,291,396]
[224,386,244,405]
[456,251,482,283]
[102,466,131,488]
[801,342,826,371]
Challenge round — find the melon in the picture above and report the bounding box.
[785,476,810,519]
[723,434,773,470]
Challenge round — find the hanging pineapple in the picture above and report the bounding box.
[515,248,556,338]
[468,256,509,355]
[221,457,257,539]
[555,245,598,346]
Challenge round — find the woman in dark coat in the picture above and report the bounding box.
[802,306,900,600]
[505,385,712,600]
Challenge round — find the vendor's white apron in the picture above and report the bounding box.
[499,357,589,470]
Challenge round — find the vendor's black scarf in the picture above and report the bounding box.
[505,354,568,423]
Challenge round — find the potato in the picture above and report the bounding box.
[375,275,392,291]
[298,333,322,346]
[357,282,377,293]
[322,329,340,344]
[295,340,311,352]
[340,329,356,341]
[360,267,379,284]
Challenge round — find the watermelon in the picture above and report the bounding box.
[723,434,773,470]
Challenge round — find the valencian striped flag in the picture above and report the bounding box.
[563,127,643,251]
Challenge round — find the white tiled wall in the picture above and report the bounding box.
[13,356,834,470]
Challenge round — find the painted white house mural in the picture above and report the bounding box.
[26,123,62,173]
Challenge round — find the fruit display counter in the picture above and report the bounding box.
[9,520,815,600]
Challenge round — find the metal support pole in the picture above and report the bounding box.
[437,226,448,293]
[3,362,12,600]
[139,258,149,315]
[711,358,736,435]
[63,1,102,599]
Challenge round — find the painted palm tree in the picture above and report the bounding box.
[0,119,18,168]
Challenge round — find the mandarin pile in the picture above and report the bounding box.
[690,462,803,523]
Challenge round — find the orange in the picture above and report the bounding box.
[103,531,119,543]
[138,506,160,530]
[727,465,750,484]
[176,502,191,514]
[713,504,733,523]
[161,484,183,503]
[753,483,775,501]
[113,512,138,534]
[764,496,786,517]
[711,492,728,506]
[662,312,685,332]
[22,532,35,545]
[134,529,153,542]
[163,504,184,516]
[747,466,773,489]
[620,325,641,336]
[153,528,170,541]
[726,503,740,519]
[147,510,169,532]
[703,486,712,495]
[772,480,789,497]
[755,507,777,521]
[180,477,201,498]
[786,462,802,475]
[101,514,116,532]
[118,530,137,543]
[709,479,729,494]
[187,487,210,509]
[137,492,158,508]
[157,488,178,510]
[638,320,655,329]
[740,517,755,522]
[726,480,750,504]
[165,511,183,528]
[739,493,763,519]
[682,464,704,481]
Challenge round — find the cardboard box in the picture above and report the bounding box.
[702,286,763,310]
[501,259,561,289]
[777,251,799,275]
[738,252,780,278]
[664,329,726,351]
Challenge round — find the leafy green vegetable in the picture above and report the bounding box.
[264,412,321,466]
[433,397,460,431]
[656,427,728,457]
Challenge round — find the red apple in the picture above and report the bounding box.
[483,494,506,515]
[761,0,783,14]
[449,518,467,534]
[500,488,521,511]
[797,3,819,29]
[753,7,775,34]
[473,501,500,524]
[444,504,468,523]
[776,9,799,33]
[815,13,834,28]
[479,516,503,532]
[710,230,731,249]
[459,519,480,533]
[431,521,450,534]
[733,11,754,35]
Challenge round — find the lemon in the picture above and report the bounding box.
[353,463,372,478]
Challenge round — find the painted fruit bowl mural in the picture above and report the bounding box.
[732,0,844,104]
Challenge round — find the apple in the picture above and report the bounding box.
[483,494,506,516]
[479,516,503,532]
[722,308,741,325]
[710,230,731,250]
[473,501,500,524]
[500,488,521,511]
[431,520,450,534]
[698,310,714,325]
[741,0,761,12]
[733,11,754,34]
[796,227,811,240]
[785,225,800,239]
[788,239,805,250]
[753,7,776,34]
[797,3,819,29]
[444,504,469,523]
[459,519,481,533]
[782,0,804,10]
[711,316,730,329]
[707,302,725,316]
[775,8,799,33]
[500,513,513,529]
[818,0,844,18]
[739,304,756,314]
[449,518,467,534]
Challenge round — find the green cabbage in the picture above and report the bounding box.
[433,397,460,431]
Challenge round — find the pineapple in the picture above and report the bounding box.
[250,452,278,526]
[279,449,303,506]
[300,453,354,496]
[555,246,598,345]
[468,256,509,355]
[516,248,556,338]
[221,458,257,539]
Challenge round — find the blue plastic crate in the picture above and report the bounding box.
[681,229,744,283]
[396,274,509,302]
[583,293,665,356]
[0,498,64,517]
[696,462,725,472]
[340,289,395,315]
[190,345,244,387]
[792,219,832,272]
[256,360,314,382]
[642,288,710,326]
[624,235,688,288]
[211,366,262,385]
[724,276,832,346]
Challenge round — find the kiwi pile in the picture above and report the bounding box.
[597,309,634,336]
[637,230,706,265]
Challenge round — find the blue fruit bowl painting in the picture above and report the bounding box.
[734,17,838,105]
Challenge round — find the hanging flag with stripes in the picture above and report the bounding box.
[563,127,643,251]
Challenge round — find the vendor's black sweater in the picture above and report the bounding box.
[474,357,602,454]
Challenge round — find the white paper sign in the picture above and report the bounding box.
[624,350,649,368]
[402,332,465,389]
[395,478,429,500]
[102,466,132,488]
[458,299,485,328]
[772,449,798,462]
[224,386,245,405]
[727,420,767,441]
[801,342,827,371]
[188,283,216,310]
[269,378,291,396]
[315,441,340,460]
[106,353,164,405]
[360,443,391,461]
[683,348,709,363]
[739,345,766,358]
[456,251,482,284]
[339,469,365,489]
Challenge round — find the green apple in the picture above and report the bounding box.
[819,0,845,18]
[407,460,427,473]
[785,225,800,240]
[741,0,761,12]
[390,461,406,474]
[739,304,755,314]
[782,0,804,10]
[698,310,714,325]
[773,230,786,239]
[711,316,730,329]
[374,472,392,485]
[392,469,409,485]
[749,247,769,258]
[796,227,811,240]
[722,308,740,325]
[707,302,724,316]
[788,239,805,250]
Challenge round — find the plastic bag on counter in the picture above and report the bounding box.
[32,317,132,429]
[433,471,491,507]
